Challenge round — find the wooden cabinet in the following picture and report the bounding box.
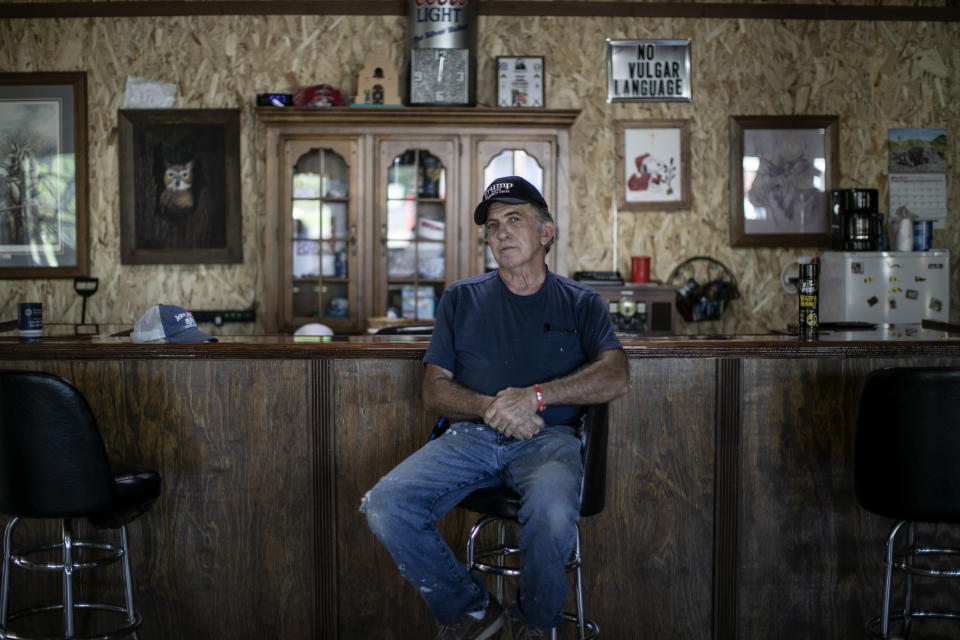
[258,107,579,334]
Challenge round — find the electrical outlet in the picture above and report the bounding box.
[191,310,256,324]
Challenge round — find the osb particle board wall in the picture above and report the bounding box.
[1,14,957,334]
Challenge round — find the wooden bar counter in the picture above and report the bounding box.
[2,327,959,639]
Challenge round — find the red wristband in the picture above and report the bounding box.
[534,384,545,412]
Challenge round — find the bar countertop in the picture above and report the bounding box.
[2,323,958,359]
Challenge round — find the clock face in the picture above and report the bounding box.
[410,48,470,105]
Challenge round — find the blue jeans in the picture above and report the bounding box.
[360,421,583,629]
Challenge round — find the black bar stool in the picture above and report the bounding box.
[0,370,161,640]
[458,404,608,640]
[854,367,960,638]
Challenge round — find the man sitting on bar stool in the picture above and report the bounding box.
[361,177,629,639]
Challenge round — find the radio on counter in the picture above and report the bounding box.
[574,272,675,335]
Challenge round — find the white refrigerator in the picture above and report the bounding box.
[818,250,950,325]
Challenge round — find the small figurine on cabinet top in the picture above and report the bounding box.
[352,53,402,107]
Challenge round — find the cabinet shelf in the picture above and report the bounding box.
[291,198,350,206]
[258,106,580,128]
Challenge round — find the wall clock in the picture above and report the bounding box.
[410,48,471,105]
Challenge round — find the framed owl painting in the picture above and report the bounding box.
[119,109,241,264]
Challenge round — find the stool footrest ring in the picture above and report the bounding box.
[12,540,124,572]
[893,545,960,578]
[1,601,142,640]
[866,610,960,638]
[560,611,599,639]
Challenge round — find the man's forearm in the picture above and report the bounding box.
[537,348,629,408]
[424,365,543,439]
[423,366,493,421]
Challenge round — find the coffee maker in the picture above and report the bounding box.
[829,188,881,250]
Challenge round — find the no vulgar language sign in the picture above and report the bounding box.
[607,39,691,103]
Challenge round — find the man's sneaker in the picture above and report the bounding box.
[514,625,548,640]
[435,595,506,640]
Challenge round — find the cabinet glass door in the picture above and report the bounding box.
[474,139,555,274]
[481,149,545,271]
[284,140,358,331]
[378,140,456,322]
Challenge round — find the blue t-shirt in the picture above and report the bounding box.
[424,269,622,425]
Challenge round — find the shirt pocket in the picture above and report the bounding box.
[536,331,583,378]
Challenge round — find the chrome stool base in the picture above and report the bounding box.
[1,517,142,640]
[2,606,141,640]
[866,520,960,639]
[466,516,599,640]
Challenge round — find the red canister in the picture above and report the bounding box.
[631,256,650,283]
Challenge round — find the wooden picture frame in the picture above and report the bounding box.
[0,72,89,278]
[615,119,690,211]
[729,115,838,247]
[119,108,242,264]
[496,56,545,108]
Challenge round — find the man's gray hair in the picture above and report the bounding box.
[531,202,556,255]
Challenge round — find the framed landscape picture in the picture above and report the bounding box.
[119,108,242,264]
[0,72,89,278]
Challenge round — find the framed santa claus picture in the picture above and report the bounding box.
[615,119,690,211]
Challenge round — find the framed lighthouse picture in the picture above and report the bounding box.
[615,119,691,211]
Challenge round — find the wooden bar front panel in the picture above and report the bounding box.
[590,357,716,638]
[332,356,716,639]
[331,357,446,638]
[3,340,959,639]
[735,356,960,639]
[0,358,321,640]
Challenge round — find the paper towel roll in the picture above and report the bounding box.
[895,218,914,251]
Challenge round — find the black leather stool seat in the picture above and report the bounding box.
[91,462,162,529]
[1,370,162,640]
[855,367,960,524]
[460,487,521,521]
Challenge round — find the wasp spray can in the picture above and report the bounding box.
[798,262,819,340]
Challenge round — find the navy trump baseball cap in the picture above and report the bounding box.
[473,176,549,225]
[131,304,217,344]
